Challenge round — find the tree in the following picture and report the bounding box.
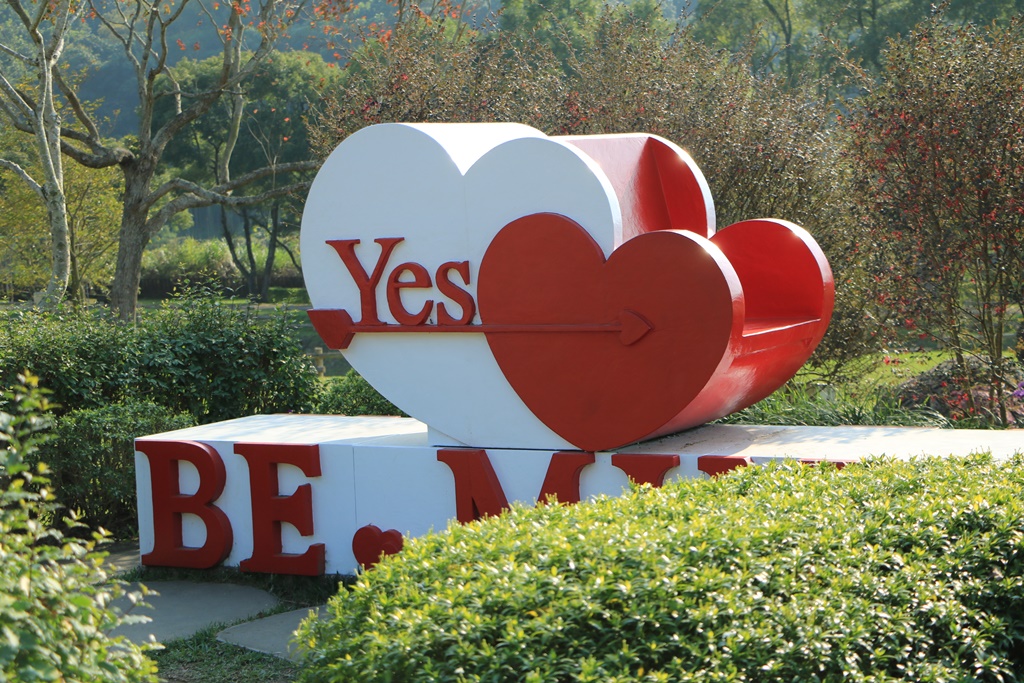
[846,16,1024,423]
[4,0,349,320]
[0,127,122,301]
[0,0,77,308]
[161,50,338,300]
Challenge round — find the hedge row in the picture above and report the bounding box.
[0,291,319,422]
[297,455,1024,682]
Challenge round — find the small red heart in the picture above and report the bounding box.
[352,525,404,569]
[478,213,740,452]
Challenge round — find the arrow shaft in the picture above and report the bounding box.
[351,322,622,335]
[308,309,652,351]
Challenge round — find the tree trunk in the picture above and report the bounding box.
[259,201,281,303]
[109,157,158,321]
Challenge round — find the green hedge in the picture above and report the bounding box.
[0,290,319,422]
[297,455,1024,682]
[38,401,195,539]
[314,370,404,417]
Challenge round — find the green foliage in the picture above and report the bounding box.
[717,383,953,428]
[298,454,1024,682]
[135,288,319,422]
[0,291,319,422]
[0,307,141,414]
[315,370,404,416]
[37,402,194,539]
[0,127,123,302]
[0,374,157,682]
[140,237,242,299]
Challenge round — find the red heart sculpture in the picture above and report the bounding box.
[352,525,404,569]
[477,213,741,452]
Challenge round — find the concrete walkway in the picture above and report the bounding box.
[103,546,324,662]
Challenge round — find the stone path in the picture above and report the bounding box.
[103,546,323,663]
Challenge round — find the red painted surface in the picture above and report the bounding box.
[477,212,739,452]
[386,262,433,325]
[437,449,511,522]
[236,443,325,576]
[611,453,681,487]
[352,525,404,569]
[560,134,713,239]
[139,440,233,569]
[327,237,404,324]
[537,451,596,504]
[436,261,476,325]
[697,454,753,477]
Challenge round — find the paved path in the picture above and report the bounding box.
[103,546,324,662]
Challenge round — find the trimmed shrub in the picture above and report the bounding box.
[0,307,140,415]
[136,289,319,423]
[314,370,404,417]
[0,292,320,422]
[139,237,241,299]
[298,455,1024,682]
[0,375,157,682]
[38,402,195,539]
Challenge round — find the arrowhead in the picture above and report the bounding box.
[618,310,653,346]
[308,309,356,350]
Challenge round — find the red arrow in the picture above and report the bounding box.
[308,309,653,350]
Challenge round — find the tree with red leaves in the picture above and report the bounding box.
[846,16,1024,424]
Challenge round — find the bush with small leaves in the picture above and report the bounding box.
[36,401,195,539]
[0,374,157,682]
[314,370,404,417]
[298,454,1024,682]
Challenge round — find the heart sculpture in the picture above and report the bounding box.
[303,123,833,452]
[477,213,740,452]
[352,524,404,569]
[478,213,833,449]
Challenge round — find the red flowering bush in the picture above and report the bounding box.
[845,16,1024,424]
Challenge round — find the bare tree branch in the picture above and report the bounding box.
[145,159,318,209]
[146,178,313,233]
[0,158,43,198]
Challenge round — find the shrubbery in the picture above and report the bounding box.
[0,289,319,420]
[0,375,157,682]
[0,291,318,538]
[38,402,194,539]
[315,370,404,417]
[298,455,1024,682]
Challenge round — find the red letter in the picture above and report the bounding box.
[386,262,433,325]
[326,237,404,323]
[236,443,325,576]
[139,440,233,569]
[436,261,476,325]
[537,451,595,505]
[611,453,680,487]
[696,454,752,477]
[437,449,509,523]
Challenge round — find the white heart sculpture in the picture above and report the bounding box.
[301,123,623,449]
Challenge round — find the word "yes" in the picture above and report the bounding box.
[329,238,476,326]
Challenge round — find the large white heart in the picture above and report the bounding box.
[301,123,622,449]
